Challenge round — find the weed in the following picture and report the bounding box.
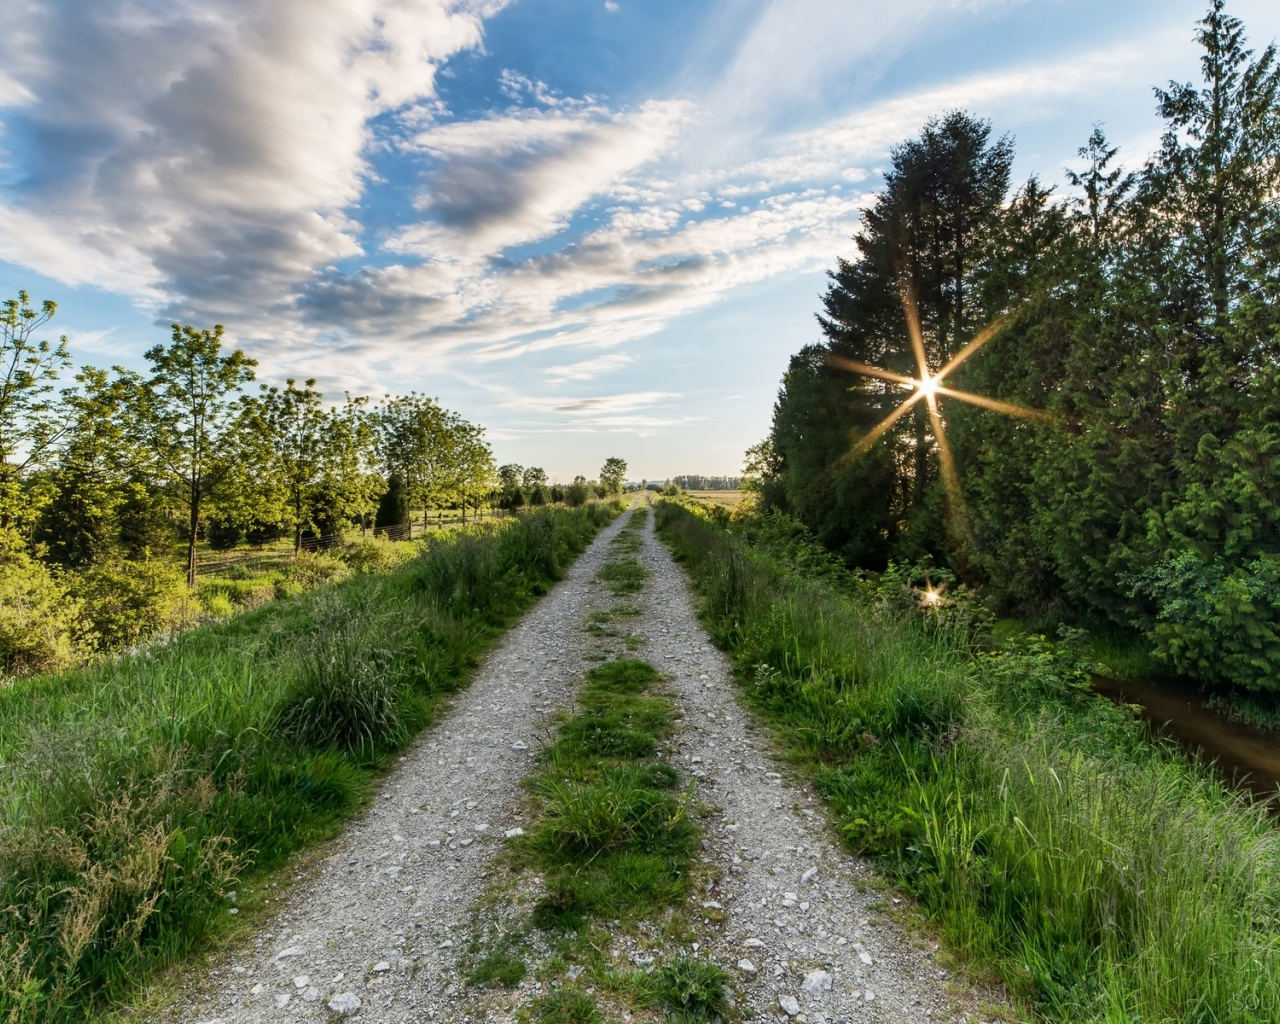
[468,951,528,988]
[520,659,696,928]
[654,957,729,1022]
[531,987,603,1024]
[597,559,648,595]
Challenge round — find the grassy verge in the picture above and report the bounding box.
[656,500,1280,1023]
[0,503,615,1024]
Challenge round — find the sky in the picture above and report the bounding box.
[1,0,1278,482]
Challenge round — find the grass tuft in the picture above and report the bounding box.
[653,957,729,1022]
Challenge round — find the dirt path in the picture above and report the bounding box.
[174,507,637,1024]
[173,499,990,1024]
[629,499,984,1024]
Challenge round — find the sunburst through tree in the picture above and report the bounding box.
[828,281,1052,523]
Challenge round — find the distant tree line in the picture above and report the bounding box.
[0,304,630,671]
[760,2,1280,691]
[672,475,741,491]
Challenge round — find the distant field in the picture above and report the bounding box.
[685,490,745,507]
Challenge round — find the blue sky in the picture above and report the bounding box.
[1,0,1278,481]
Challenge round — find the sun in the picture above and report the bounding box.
[827,281,1051,519]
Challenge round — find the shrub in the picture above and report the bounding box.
[206,519,241,550]
[1134,551,1280,691]
[0,546,82,675]
[72,559,190,651]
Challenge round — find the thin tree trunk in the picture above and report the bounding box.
[187,477,200,588]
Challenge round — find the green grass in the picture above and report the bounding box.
[656,499,1280,1024]
[0,504,615,1024]
[517,659,696,931]
[530,987,604,1024]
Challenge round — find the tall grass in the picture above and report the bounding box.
[0,503,614,1024]
[656,500,1280,1023]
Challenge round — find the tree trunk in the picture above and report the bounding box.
[187,477,200,588]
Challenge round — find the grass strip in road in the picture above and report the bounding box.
[475,656,727,1024]
[0,504,616,1024]
[597,508,649,595]
[656,499,1280,1024]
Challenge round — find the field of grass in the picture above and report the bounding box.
[656,500,1280,1023]
[682,490,745,508]
[0,503,616,1024]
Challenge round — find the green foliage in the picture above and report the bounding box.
[531,988,603,1024]
[0,504,610,1023]
[71,558,189,651]
[658,500,1280,1023]
[599,457,627,495]
[653,958,729,1023]
[0,542,81,676]
[468,951,527,988]
[762,6,1280,692]
[1134,551,1280,690]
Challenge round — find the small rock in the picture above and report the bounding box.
[274,946,302,960]
[799,901,810,911]
[505,827,525,838]
[439,939,453,949]
[328,992,361,1015]
[371,961,391,973]
[512,741,528,751]
[765,771,781,779]
[274,993,290,1009]
[459,837,474,847]
[858,952,872,966]
[475,823,489,832]
[801,970,832,997]
[744,938,766,948]
[781,892,798,907]
[301,987,320,1003]
[292,975,310,988]
[701,900,723,910]
[801,867,819,885]
[864,990,876,1003]
[779,994,801,1016]
[249,983,263,995]
[691,756,702,763]
[384,866,401,877]
[737,958,757,974]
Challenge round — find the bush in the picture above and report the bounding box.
[1134,551,1280,691]
[206,519,241,550]
[72,559,190,651]
[0,546,82,675]
[331,535,417,575]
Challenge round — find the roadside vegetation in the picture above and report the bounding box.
[658,498,1280,1023]
[0,503,614,1024]
[757,2,1280,697]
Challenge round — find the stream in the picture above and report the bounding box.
[1092,675,1280,801]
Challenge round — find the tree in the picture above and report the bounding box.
[140,323,257,586]
[498,464,524,492]
[0,292,71,533]
[376,394,453,514]
[599,457,627,494]
[522,466,547,488]
[451,422,496,522]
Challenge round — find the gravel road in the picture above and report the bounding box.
[629,500,990,1024]
[175,508,635,1024]
[173,499,996,1024]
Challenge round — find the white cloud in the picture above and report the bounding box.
[543,352,634,382]
[0,0,503,323]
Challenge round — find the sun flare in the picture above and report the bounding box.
[827,282,1051,525]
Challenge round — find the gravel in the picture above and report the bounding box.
[170,508,636,1024]
[630,499,995,1023]
[169,500,999,1023]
